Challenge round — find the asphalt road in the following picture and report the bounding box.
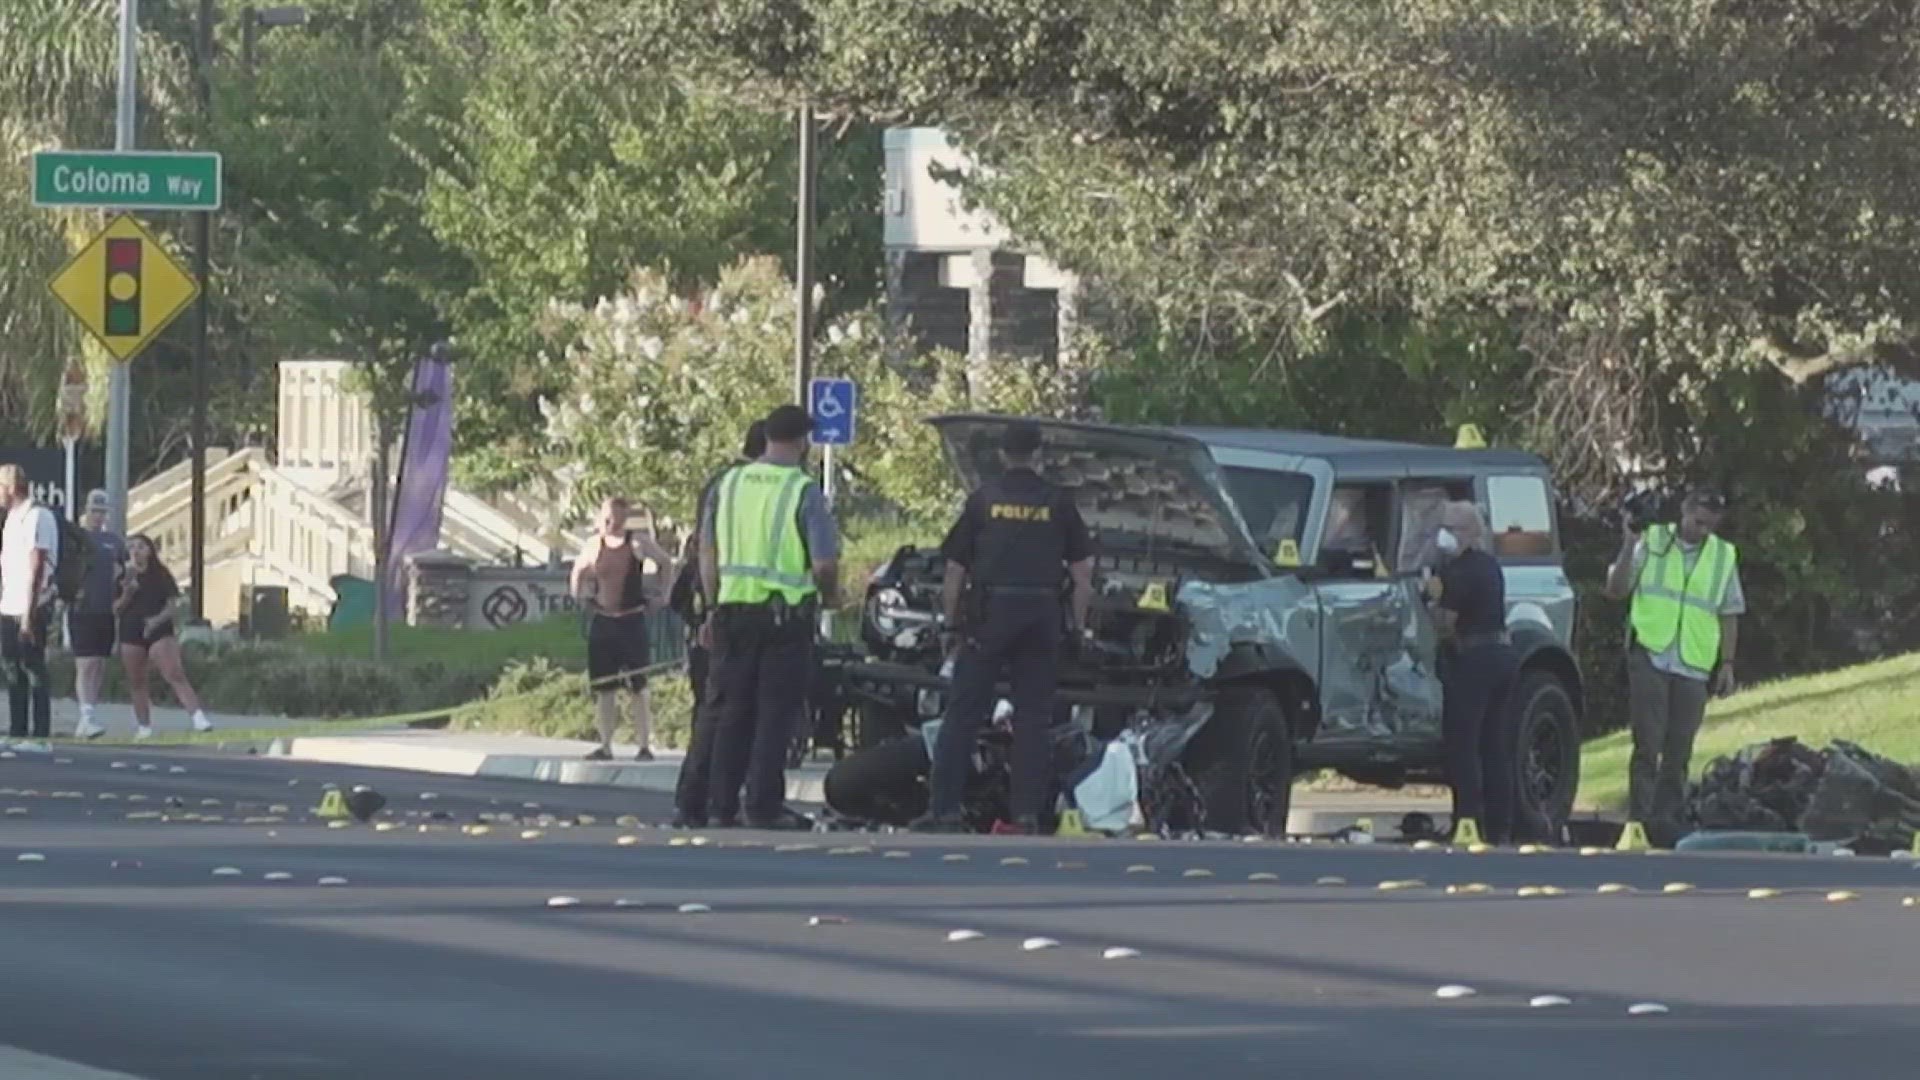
[1,747,1916,1080]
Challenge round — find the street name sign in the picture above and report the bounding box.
[48,214,201,363]
[33,150,222,211]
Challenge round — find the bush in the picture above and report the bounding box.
[48,639,501,720]
[450,656,695,749]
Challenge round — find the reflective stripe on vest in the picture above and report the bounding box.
[1629,524,1736,670]
[715,462,817,605]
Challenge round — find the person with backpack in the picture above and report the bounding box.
[0,464,60,751]
[68,489,125,740]
[570,496,675,761]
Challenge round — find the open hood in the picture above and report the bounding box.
[929,414,1268,570]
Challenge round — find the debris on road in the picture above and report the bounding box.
[1688,737,1919,855]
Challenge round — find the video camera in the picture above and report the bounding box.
[1622,489,1663,534]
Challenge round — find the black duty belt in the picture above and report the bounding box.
[1455,630,1511,649]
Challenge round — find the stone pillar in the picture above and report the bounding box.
[967,246,994,382]
[407,550,474,629]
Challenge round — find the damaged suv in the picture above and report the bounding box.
[842,415,1583,837]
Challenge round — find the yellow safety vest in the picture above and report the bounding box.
[715,461,817,606]
[1629,524,1736,670]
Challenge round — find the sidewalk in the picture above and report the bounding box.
[43,699,308,739]
[270,730,834,803]
[267,728,1451,828]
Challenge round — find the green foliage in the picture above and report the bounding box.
[415,0,883,492]
[450,656,695,749]
[49,640,498,720]
[296,613,587,667]
[539,255,1084,529]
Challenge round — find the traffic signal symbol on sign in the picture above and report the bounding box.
[48,213,199,363]
[104,238,142,335]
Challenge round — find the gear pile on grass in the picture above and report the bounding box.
[1688,737,1920,854]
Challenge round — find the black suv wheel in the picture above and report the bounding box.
[1184,685,1296,836]
[1504,668,1581,839]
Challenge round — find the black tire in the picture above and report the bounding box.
[1183,685,1296,836]
[1502,668,1581,840]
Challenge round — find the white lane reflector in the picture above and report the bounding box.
[1126,864,1156,874]
[1748,888,1783,900]
[1378,879,1423,891]
[17,853,46,862]
[1434,985,1477,999]
[547,896,582,909]
[127,794,148,803]
[1022,937,1060,952]
[520,829,546,840]
[777,843,819,853]
[1183,868,1215,879]
[1001,856,1030,866]
[941,853,970,863]
[690,836,712,848]
[97,793,118,801]
[1579,846,1604,856]
[1467,843,1493,855]
[614,898,644,908]
[374,822,399,832]
[809,915,849,926]
[1597,882,1632,894]
[677,903,712,914]
[616,835,642,847]
[327,820,352,830]
[1827,890,1860,903]
[317,876,349,886]
[3,808,26,817]
[1530,995,1573,1009]
[111,761,129,769]
[1315,876,1346,886]
[1661,882,1695,894]
[1248,872,1280,882]
[882,849,911,859]
[523,802,541,810]
[668,837,691,847]
[212,866,243,877]
[1102,946,1142,960]
[1411,840,1440,851]
[946,929,984,943]
[420,792,439,801]
[168,766,186,774]
[1446,883,1493,895]
[1517,844,1545,855]
[827,846,871,856]
[1832,847,1857,858]
[1627,1002,1670,1017]
[264,872,293,882]
[139,764,156,772]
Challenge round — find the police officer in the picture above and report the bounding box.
[695,405,838,830]
[1428,500,1521,845]
[669,420,767,828]
[910,420,1093,835]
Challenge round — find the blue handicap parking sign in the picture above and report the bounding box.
[808,378,857,446]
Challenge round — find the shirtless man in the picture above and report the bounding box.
[571,496,674,761]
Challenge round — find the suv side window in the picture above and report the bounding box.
[1220,467,1314,561]
[1325,482,1394,572]
[1397,477,1474,571]
[1486,474,1557,558]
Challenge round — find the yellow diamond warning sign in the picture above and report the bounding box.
[47,214,199,363]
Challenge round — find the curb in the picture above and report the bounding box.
[269,736,830,804]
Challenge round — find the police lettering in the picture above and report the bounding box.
[989,503,1051,522]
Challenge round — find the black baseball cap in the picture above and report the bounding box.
[741,420,768,459]
[764,404,812,443]
[1684,486,1727,511]
[1000,420,1043,453]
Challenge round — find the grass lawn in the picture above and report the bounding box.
[1578,651,1920,810]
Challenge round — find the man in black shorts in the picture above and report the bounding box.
[69,489,125,740]
[571,496,674,761]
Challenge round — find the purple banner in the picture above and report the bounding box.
[383,354,455,616]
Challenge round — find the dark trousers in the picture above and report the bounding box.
[674,642,713,811]
[706,605,813,817]
[1442,642,1518,843]
[2,612,52,740]
[1626,647,1710,825]
[930,594,1059,819]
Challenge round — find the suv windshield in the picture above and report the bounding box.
[1221,467,1313,561]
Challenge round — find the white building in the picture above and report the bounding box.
[128,359,570,627]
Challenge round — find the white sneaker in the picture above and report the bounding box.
[191,712,214,733]
[12,740,51,754]
[134,725,154,742]
[73,716,107,740]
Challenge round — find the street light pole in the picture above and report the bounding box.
[189,0,213,625]
[793,99,816,406]
[104,0,139,536]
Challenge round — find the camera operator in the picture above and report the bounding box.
[1605,487,1743,833]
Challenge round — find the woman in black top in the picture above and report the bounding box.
[114,534,212,738]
